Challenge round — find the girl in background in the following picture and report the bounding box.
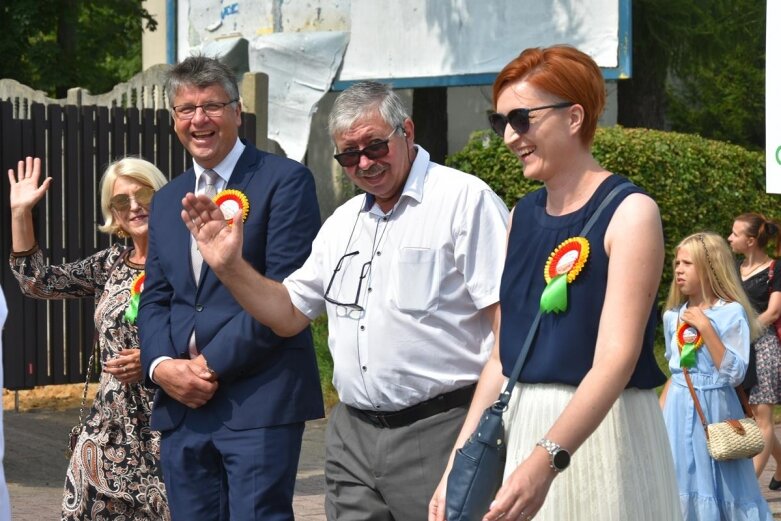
[728,213,781,484]
[660,232,772,520]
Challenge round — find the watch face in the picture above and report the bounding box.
[553,449,571,471]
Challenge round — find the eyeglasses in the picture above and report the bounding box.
[333,128,399,167]
[172,99,238,120]
[487,102,574,137]
[323,251,371,311]
[109,186,155,212]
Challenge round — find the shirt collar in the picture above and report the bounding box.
[362,145,429,215]
[193,138,246,186]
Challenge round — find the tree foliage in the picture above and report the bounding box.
[0,0,157,97]
[619,0,765,150]
[665,1,766,150]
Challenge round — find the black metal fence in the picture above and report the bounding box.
[0,99,256,389]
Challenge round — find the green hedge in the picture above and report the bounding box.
[447,126,779,377]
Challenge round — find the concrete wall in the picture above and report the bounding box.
[142,0,168,70]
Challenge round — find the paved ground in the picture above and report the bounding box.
[3,408,327,520]
[5,407,781,520]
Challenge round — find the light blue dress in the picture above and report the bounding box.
[663,300,773,520]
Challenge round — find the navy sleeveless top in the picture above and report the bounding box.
[499,174,665,389]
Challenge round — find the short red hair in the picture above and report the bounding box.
[493,45,605,146]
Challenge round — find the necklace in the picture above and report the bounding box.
[741,258,770,278]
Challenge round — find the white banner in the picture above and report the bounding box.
[767,1,781,193]
[339,0,619,82]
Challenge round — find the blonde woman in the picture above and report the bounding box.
[8,156,170,520]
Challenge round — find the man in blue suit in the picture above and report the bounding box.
[138,55,323,521]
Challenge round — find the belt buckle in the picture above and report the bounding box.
[364,410,392,428]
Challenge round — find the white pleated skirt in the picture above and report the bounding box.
[504,383,683,521]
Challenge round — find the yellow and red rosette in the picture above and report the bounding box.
[124,272,145,324]
[539,237,590,313]
[213,189,249,225]
[677,322,703,368]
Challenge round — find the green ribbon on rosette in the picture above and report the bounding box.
[124,294,140,324]
[124,272,145,325]
[679,342,698,368]
[539,274,568,313]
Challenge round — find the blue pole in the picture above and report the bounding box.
[166,0,176,64]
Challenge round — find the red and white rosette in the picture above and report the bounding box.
[539,237,590,313]
[213,189,249,225]
[677,321,703,368]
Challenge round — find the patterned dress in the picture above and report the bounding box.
[740,260,781,404]
[9,244,170,520]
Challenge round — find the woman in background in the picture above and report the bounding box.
[728,212,781,486]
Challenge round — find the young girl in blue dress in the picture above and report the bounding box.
[660,232,773,520]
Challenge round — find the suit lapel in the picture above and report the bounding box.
[226,145,259,192]
[197,146,260,290]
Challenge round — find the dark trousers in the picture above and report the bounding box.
[160,412,305,521]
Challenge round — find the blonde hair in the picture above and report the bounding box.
[665,231,762,340]
[98,157,168,236]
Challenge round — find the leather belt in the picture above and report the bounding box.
[348,383,476,429]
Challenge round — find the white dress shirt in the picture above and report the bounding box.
[284,146,509,411]
[149,138,245,381]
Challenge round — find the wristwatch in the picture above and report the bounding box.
[536,438,571,472]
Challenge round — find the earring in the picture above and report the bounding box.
[116,228,128,239]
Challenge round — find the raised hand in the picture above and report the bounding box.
[8,157,52,214]
[181,193,245,275]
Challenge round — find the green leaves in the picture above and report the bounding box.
[0,0,156,97]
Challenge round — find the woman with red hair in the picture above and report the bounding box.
[431,45,681,521]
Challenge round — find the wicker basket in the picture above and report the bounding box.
[706,418,764,461]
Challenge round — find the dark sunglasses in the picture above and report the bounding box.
[109,186,155,212]
[487,102,574,137]
[333,128,399,167]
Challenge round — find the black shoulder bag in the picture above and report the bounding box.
[445,182,631,521]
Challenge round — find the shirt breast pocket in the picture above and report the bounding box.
[394,247,440,313]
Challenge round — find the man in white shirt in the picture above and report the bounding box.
[182,81,509,520]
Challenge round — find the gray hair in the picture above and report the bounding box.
[165,55,240,106]
[328,81,410,137]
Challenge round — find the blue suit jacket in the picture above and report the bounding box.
[138,142,324,431]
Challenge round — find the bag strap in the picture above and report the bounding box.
[496,181,632,409]
[74,247,132,426]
